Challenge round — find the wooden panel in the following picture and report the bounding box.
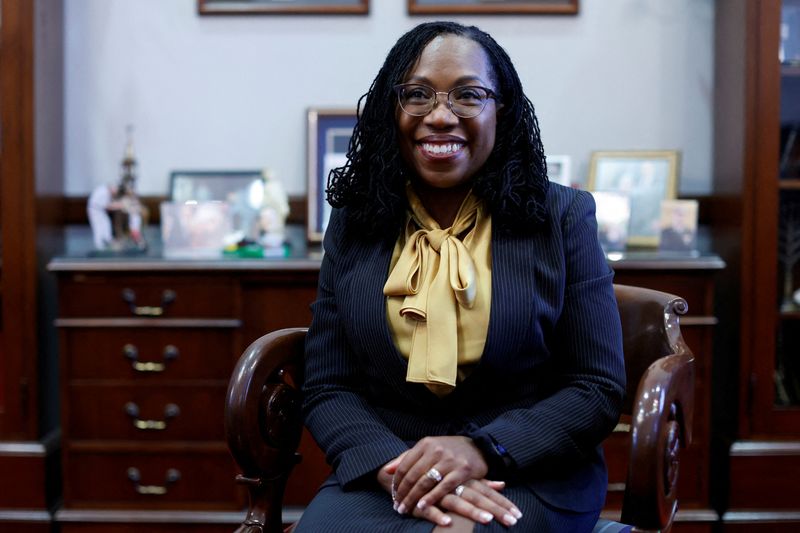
[58,275,238,319]
[728,446,800,509]
[64,449,242,509]
[64,328,235,380]
[0,451,47,508]
[0,0,38,441]
[68,384,226,440]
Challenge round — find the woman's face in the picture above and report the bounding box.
[396,35,500,191]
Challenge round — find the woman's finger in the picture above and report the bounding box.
[465,480,523,522]
[441,485,520,527]
[411,500,453,527]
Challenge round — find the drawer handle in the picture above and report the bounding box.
[123,344,179,373]
[124,402,180,430]
[126,467,181,495]
[121,288,176,317]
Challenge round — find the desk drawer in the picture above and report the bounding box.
[64,327,236,380]
[64,449,241,509]
[68,385,226,441]
[58,275,238,318]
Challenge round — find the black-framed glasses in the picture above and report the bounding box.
[393,83,499,119]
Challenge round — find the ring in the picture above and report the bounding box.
[425,467,443,483]
[454,485,465,497]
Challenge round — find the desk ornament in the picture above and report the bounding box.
[87,125,149,253]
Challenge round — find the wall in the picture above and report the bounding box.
[64,0,714,197]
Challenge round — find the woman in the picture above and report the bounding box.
[297,21,625,532]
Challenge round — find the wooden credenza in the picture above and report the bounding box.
[49,239,723,532]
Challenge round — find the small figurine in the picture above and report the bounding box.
[87,125,149,252]
[257,168,289,248]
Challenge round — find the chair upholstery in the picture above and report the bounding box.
[225,284,695,533]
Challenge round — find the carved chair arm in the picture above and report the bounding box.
[621,351,695,532]
[225,328,308,533]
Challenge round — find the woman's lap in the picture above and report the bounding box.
[294,479,599,533]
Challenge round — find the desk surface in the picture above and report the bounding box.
[48,224,725,273]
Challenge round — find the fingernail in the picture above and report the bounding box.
[397,503,407,514]
[479,511,493,523]
[393,501,398,511]
[503,513,517,526]
[416,499,426,510]
[511,507,523,519]
[441,516,452,526]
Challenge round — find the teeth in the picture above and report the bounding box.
[422,143,461,155]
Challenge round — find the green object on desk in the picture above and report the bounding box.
[222,243,289,259]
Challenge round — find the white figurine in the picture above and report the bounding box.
[258,169,290,248]
[87,126,148,251]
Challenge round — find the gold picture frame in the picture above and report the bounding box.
[588,150,680,247]
[198,0,369,15]
[407,0,578,15]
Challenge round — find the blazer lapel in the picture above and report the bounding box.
[481,226,536,368]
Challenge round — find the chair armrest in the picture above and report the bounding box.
[621,351,695,532]
[225,327,308,533]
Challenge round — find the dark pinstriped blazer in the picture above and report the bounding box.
[302,183,626,513]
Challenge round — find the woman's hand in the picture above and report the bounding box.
[392,436,488,511]
[379,436,522,527]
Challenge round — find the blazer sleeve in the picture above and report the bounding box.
[473,190,626,472]
[302,210,409,489]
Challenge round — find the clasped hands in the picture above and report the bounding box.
[376,436,522,527]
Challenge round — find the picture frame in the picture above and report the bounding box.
[659,199,699,253]
[407,0,578,15]
[169,170,266,240]
[307,108,357,243]
[198,0,369,15]
[591,191,630,254]
[545,154,572,187]
[588,150,680,247]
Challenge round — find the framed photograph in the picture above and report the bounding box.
[591,191,630,254]
[169,170,266,240]
[546,154,572,187]
[588,150,680,247]
[307,108,357,242]
[198,0,368,15]
[408,0,578,15]
[659,199,699,253]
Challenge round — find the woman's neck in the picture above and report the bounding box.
[411,181,472,228]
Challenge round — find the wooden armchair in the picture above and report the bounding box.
[225,284,695,533]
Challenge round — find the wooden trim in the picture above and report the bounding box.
[724,511,800,523]
[54,318,241,328]
[0,0,38,439]
[730,440,800,456]
[197,0,368,15]
[407,0,578,15]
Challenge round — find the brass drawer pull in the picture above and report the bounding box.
[124,402,180,430]
[121,288,176,317]
[123,344,179,373]
[126,467,181,495]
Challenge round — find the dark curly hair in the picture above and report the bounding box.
[327,21,549,238]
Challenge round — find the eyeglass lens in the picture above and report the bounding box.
[397,85,491,118]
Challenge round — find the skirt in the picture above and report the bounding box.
[294,476,599,533]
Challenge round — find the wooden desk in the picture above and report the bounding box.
[48,229,723,532]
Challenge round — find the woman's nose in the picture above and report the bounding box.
[425,94,459,126]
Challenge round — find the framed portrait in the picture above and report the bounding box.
[588,150,680,247]
[545,154,572,187]
[591,191,630,254]
[407,0,578,15]
[198,0,368,15]
[659,199,699,253]
[307,108,357,242]
[169,170,266,240]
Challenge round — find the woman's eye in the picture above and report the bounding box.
[454,88,483,101]
[406,88,430,100]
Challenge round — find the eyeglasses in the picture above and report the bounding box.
[393,83,499,119]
